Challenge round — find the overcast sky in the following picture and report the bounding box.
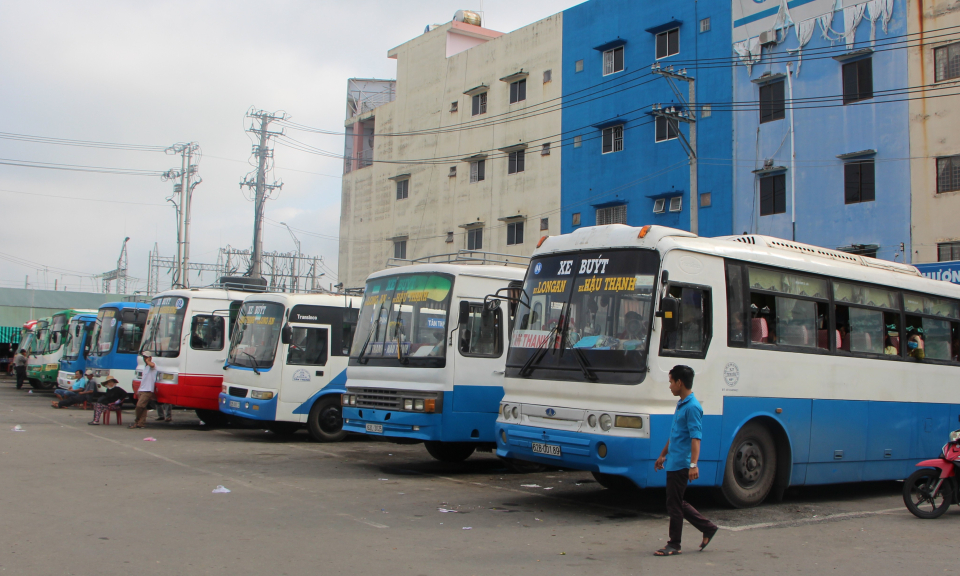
[0,0,582,294]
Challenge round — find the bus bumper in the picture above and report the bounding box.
[218,393,278,421]
[342,407,443,442]
[496,422,654,488]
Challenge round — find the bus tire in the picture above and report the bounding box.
[268,422,301,436]
[591,472,638,491]
[307,396,347,442]
[720,422,777,508]
[195,409,230,427]
[424,441,476,462]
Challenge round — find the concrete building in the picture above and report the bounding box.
[908,0,960,264]
[730,0,912,262]
[560,0,735,238]
[338,14,564,288]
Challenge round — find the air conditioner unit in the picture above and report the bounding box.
[759,30,777,46]
[653,198,666,213]
[669,196,683,212]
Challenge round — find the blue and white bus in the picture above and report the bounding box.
[496,225,960,507]
[219,292,361,440]
[85,302,151,395]
[57,312,98,389]
[342,261,527,462]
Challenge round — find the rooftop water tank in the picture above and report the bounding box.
[453,9,482,27]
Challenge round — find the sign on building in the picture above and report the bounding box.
[914,261,960,284]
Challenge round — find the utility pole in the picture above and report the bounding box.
[652,63,698,235]
[787,62,797,241]
[240,108,286,279]
[163,142,201,288]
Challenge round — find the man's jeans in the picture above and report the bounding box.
[54,389,78,400]
[665,469,717,550]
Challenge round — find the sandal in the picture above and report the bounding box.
[127,424,143,429]
[700,529,718,551]
[654,546,681,557]
[165,418,173,422]
[88,421,99,426]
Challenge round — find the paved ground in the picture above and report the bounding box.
[1,378,957,575]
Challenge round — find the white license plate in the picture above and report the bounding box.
[229,401,240,408]
[531,442,561,456]
[366,423,383,434]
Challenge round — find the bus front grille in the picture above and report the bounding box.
[229,387,248,398]
[355,388,401,410]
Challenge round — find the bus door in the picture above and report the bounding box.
[281,321,331,421]
[452,300,507,413]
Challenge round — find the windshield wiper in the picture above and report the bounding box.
[518,320,562,377]
[240,350,261,375]
[357,301,386,365]
[571,347,599,382]
[395,319,408,365]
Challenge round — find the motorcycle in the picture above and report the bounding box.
[903,419,960,519]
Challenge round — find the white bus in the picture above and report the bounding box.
[218,292,361,440]
[496,225,960,507]
[342,259,527,462]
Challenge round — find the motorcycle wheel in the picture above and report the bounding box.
[903,468,951,519]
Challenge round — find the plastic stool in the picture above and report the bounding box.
[103,405,123,425]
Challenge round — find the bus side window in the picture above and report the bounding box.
[726,263,746,346]
[459,304,503,357]
[287,327,328,366]
[190,315,225,351]
[661,286,711,357]
[341,307,359,356]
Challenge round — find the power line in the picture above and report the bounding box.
[0,187,168,206]
[0,131,168,152]
[0,157,166,176]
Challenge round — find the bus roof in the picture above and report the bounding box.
[535,224,960,300]
[98,302,151,310]
[150,287,256,301]
[52,309,98,317]
[366,262,526,283]
[238,292,362,307]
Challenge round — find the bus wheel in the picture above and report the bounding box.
[268,422,300,436]
[720,422,777,508]
[307,396,347,442]
[591,472,638,491]
[28,379,45,390]
[424,441,476,462]
[195,409,230,427]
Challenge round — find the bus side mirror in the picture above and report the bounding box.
[458,300,470,326]
[484,298,501,313]
[281,323,292,345]
[657,296,680,333]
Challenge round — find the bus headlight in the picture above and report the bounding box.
[615,415,643,429]
[404,399,414,410]
[511,406,519,419]
[599,414,613,431]
[251,390,274,400]
[587,414,597,428]
[222,385,228,394]
[414,399,424,411]
[160,373,177,383]
[341,394,356,406]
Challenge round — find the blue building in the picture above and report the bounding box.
[730,0,910,261]
[560,0,735,237]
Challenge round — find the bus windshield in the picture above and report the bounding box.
[20,331,37,355]
[62,320,87,362]
[506,249,660,384]
[350,273,454,368]
[91,308,120,355]
[140,297,189,358]
[227,301,284,369]
[48,315,68,353]
[35,320,50,355]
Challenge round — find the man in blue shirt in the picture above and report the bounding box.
[653,365,717,556]
[52,370,86,405]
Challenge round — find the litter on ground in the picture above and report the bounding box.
[143,437,157,441]
[11,425,24,432]
[212,485,231,493]
[521,484,541,488]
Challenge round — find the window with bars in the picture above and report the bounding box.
[759,80,785,124]
[596,204,627,225]
[653,198,666,213]
[394,240,407,260]
[396,179,409,200]
[507,221,524,245]
[508,149,525,174]
[655,116,678,142]
[699,18,711,33]
[669,196,682,212]
[541,142,551,155]
[603,46,624,75]
[472,92,487,116]
[602,125,624,154]
[844,160,876,204]
[842,58,873,104]
[656,28,679,59]
[467,228,483,250]
[510,79,527,104]
[938,242,960,262]
[935,42,960,82]
[470,160,485,183]
[937,155,960,193]
[760,174,786,216]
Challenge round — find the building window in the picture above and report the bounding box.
[541,142,551,155]
[700,192,712,207]
[472,92,487,116]
[508,149,525,174]
[653,198,666,213]
[396,179,409,200]
[844,160,876,204]
[596,204,627,225]
[572,212,581,226]
[937,155,960,193]
[655,116,678,142]
[394,240,407,259]
[760,174,786,216]
[699,18,711,33]
[656,28,679,59]
[602,125,624,154]
[467,228,483,250]
[575,59,584,73]
[938,242,960,262]
[450,101,458,112]
[669,197,682,212]
[573,135,582,148]
[759,80,785,124]
[842,58,873,104]
[448,166,457,177]
[543,69,552,83]
[470,160,485,183]
[507,221,524,245]
[446,231,454,243]
[701,104,712,118]
[510,79,527,104]
[603,46,624,76]
[935,42,960,82]
[540,217,549,230]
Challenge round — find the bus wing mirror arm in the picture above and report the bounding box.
[281,323,292,345]
[656,296,680,333]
